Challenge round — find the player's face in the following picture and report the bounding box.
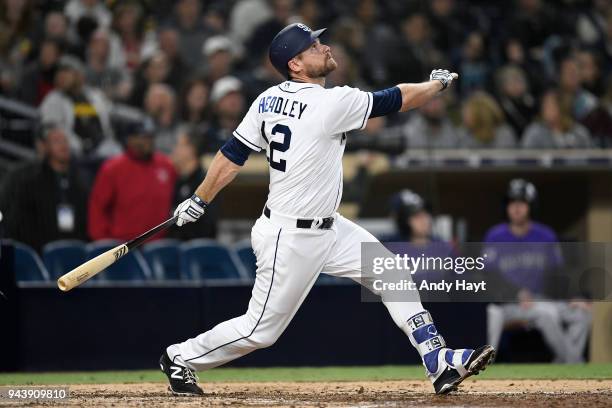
[127,134,154,159]
[295,39,337,78]
[55,68,76,91]
[507,200,530,225]
[171,133,196,166]
[409,211,432,240]
[44,129,71,165]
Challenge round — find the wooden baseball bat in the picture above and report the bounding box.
[57,216,177,292]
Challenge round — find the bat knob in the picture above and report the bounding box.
[57,278,70,292]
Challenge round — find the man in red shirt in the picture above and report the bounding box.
[88,118,177,241]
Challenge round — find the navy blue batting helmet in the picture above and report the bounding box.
[390,190,431,238]
[504,178,539,218]
[269,23,327,78]
[506,178,537,204]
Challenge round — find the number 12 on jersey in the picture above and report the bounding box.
[261,121,292,172]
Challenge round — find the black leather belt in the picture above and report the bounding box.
[264,206,334,229]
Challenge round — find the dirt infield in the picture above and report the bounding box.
[3,380,611,407]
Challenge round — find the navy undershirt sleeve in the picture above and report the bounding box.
[369,86,402,118]
[220,136,252,166]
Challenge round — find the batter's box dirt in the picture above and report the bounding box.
[2,380,611,407]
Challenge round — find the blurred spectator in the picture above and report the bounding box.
[576,49,606,98]
[247,0,293,61]
[179,78,211,129]
[202,3,227,34]
[204,76,246,152]
[522,89,592,149]
[558,55,598,120]
[501,37,547,96]
[18,38,61,106]
[40,55,120,158]
[495,65,537,136]
[330,17,366,69]
[576,0,611,46]
[0,0,38,95]
[157,26,189,91]
[169,127,218,240]
[325,42,365,88]
[85,13,126,68]
[84,29,130,101]
[71,15,100,61]
[88,118,176,241]
[351,0,395,87]
[458,92,517,148]
[129,51,171,107]
[44,11,70,44]
[484,179,591,363]
[144,83,179,154]
[346,115,404,155]
[582,76,612,147]
[427,0,464,54]
[169,0,209,69]
[0,124,88,252]
[595,9,612,71]
[111,2,146,71]
[65,0,112,31]
[457,31,490,97]
[293,0,320,29]
[402,95,460,149]
[386,12,444,86]
[507,0,568,57]
[202,35,235,83]
[229,0,272,47]
[242,51,285,102]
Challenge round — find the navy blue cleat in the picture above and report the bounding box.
[159,351,204,396]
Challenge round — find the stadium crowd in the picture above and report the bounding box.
[1,0,612,248]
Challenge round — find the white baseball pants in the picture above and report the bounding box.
[487,302,592,363]
[167,213,425,370]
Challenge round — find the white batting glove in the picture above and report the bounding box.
[174,194,207,227]
[430,69,459,91]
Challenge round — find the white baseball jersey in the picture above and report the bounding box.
[233,80,373,218]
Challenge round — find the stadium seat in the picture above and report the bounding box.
[42,240,87,280]
[230,240,347,284]
[180,239,249,281]
[12,241,50,282]
[142,239,181,280]
[86,240,152,281]
[232,239,257,278]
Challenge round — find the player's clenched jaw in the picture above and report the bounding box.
[288,39,337,80]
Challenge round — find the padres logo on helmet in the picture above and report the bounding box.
[268,23,327,78]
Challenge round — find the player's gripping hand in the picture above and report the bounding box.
[430,69,459,91]
[174,194,208,226]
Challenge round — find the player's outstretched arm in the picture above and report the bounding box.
[398,70,458,112]
[174,151,242,226]
[194,151,242,203]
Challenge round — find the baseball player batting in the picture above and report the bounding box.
[160,23,495,396]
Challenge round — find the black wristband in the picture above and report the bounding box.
[191,194,209,208]
[437,78,448,91]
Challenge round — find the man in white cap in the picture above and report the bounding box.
[203,76,245,152]
[202,35,234,82]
